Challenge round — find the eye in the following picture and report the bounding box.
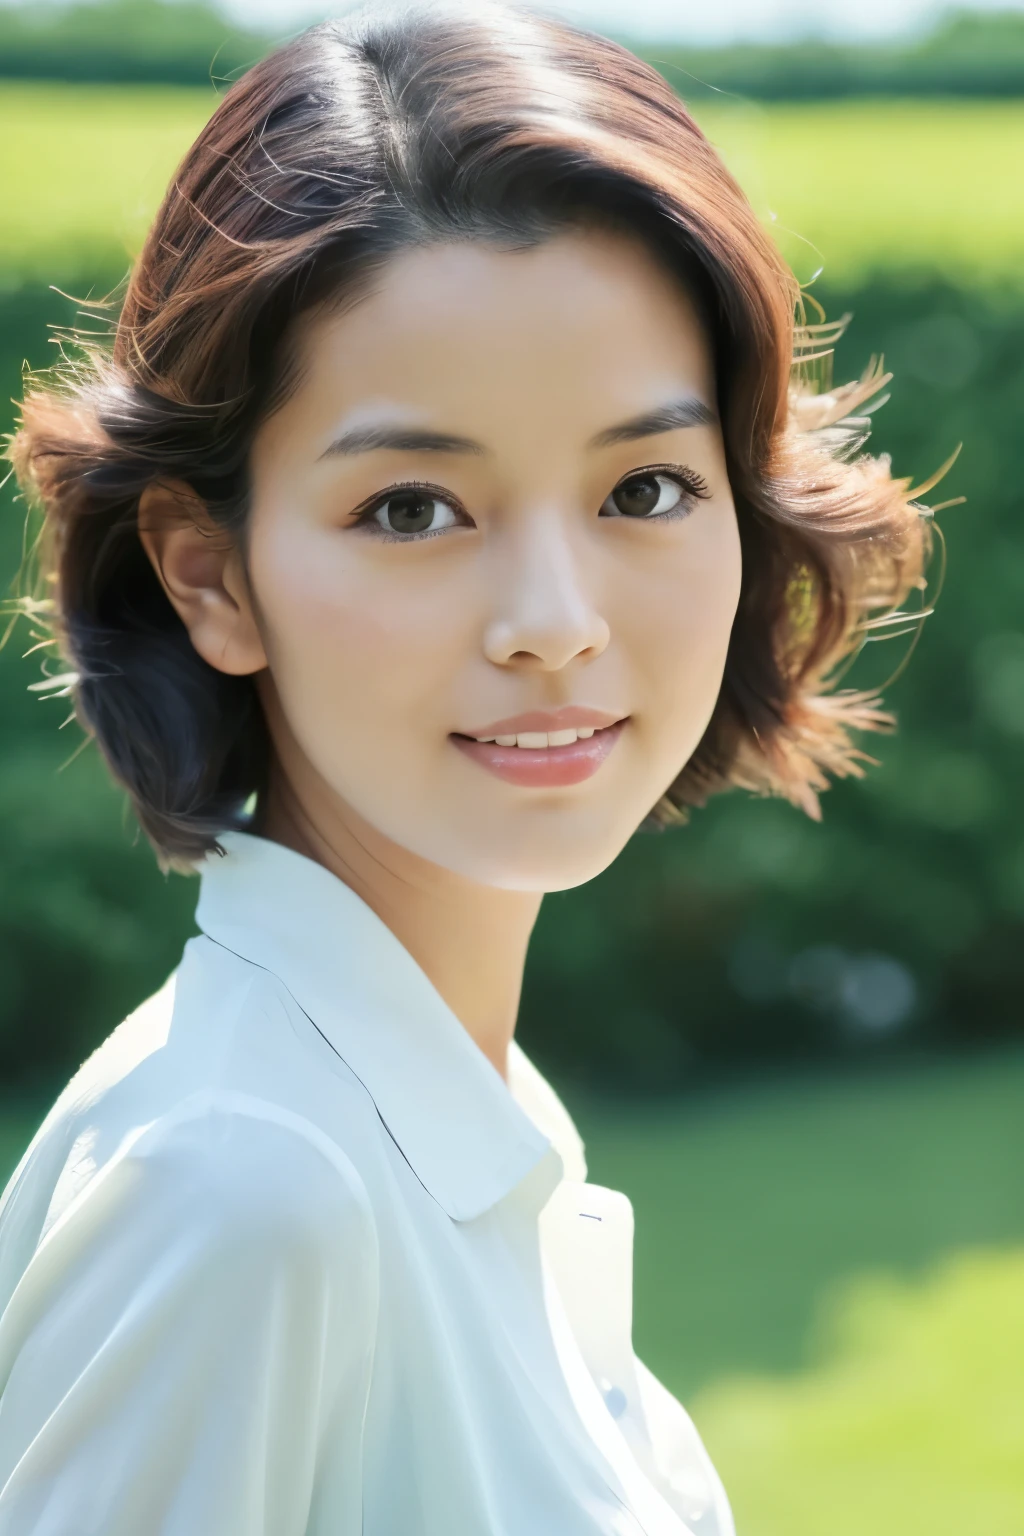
[369,488,460,538]
[600,469,708,520]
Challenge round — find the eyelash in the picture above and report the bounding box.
[351,480,466,543]
[351,464,711,541]
[608,463,712,518]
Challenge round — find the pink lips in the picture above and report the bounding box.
[451,708,627,788]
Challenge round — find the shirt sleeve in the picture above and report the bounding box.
[0,1097,379,1536]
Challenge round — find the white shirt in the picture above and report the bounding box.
[0,832,733,1536]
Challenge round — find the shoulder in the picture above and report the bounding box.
[38,1090,380,1295]
[125,1091,378,1262]
[0,1097,380,1508]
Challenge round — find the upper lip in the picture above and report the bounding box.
[456,706,627,740]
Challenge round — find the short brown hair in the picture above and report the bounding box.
[8,2,932,868]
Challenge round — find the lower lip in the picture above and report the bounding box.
[451,721,626,787]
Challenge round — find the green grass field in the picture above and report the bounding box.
[1,85,1022,286]
[572,1051,1024,1535]
[4,1048,1022,1535]
[575,1052,1024,1395]
[698,1248,1024,1536]
[695,99,1024,285]
[0,83,213,284]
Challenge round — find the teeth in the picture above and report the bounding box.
[474,726,606,748]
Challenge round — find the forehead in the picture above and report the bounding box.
[282,231,715,447]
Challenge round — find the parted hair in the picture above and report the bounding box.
[8,1,933,869]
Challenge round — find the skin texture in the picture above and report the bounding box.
[139,230,742,1078]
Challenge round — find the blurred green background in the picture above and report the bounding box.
[0,4,1022,1532]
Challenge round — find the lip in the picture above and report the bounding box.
[451,716,628,788]
[459,705,625,740]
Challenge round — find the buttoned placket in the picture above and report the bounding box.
[194,834,725,1535]
[538,1179,713,1536]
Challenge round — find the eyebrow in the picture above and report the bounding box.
[588,396,717,447]
[319,394,717,460]
[320,424,486,458]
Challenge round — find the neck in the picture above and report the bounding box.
[257,761,541,1083]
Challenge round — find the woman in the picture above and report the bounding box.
[0,3,930,1532]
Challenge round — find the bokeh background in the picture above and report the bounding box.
[1,2,1022,1531]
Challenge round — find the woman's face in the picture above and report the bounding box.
[245,229,741,891]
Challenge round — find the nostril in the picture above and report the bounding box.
[484,613,610,670]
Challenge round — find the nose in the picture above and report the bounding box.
[482,511,610,672]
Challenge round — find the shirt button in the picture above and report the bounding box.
[599,1377,628,1419]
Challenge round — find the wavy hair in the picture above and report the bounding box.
[7,1,934,868]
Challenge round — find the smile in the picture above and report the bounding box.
[474,727,599,748]
[451,711,627,787]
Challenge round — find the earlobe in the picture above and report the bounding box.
[137,480,268,678]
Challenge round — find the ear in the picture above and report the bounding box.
[137,480,268,677]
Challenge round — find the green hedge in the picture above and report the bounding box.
[2,274,1023,1092]
[0,285,196,1092]
[3,3,1024,98]
[0,0,268,87]
[644,12,1024,101]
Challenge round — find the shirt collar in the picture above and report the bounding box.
[194,831,573,1222]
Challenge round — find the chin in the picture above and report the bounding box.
[445,828,636,894]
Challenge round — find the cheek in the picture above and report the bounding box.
[620,506,742,737]
[246,520,470,742]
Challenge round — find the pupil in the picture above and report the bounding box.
[387,492,434,533]
[614,476,659,517]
